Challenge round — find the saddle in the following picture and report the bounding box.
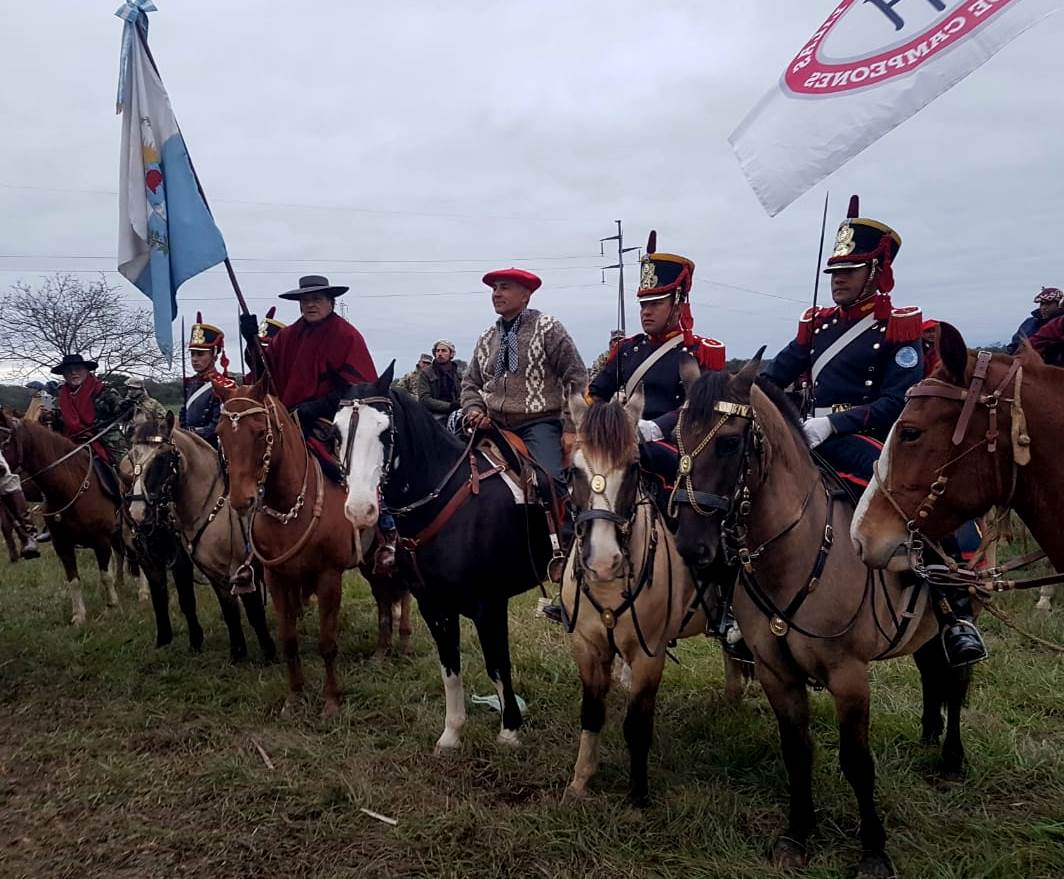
[94,457,122,503]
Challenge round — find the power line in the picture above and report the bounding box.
[0,264,611,276]
[696,278,806,305]
[0,253,605,264]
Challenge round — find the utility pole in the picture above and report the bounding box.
[600,220,639,336]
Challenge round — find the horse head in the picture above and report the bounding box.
[672,348,811,571]
[568,388,643,582]
[126,411,178,526]
[335,362,396,530]
[852,322,1032,569]
[214,379,280,515]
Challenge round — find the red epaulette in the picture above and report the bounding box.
[690,337,726,371]
[604,334,638,366]
[208,372,237,391]
[796,306,837,346]
[885,305,922,344]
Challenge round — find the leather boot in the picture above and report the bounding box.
[3,490,40,560]
[932,587,988,668]
[373,527,399,576]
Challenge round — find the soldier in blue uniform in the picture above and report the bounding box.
[764,195,986,667]
[180,313,233,447]
[589,231,726,486]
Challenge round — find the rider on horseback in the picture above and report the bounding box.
[239,275,399,572]
[181,315,234,448]
[762,195,987,668]
[47,354,130,498]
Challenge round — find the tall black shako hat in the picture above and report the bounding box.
[824,195,901,295]
[637,230,695,304]
[258,306,286,344]
[188,311,225,352]
[279,274,348,301]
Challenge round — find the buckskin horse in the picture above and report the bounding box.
[0,410,124,624]
[852,323,1064,604]
[335,365,553,751]
[126,415,277,662]
[214,380,362,718]
[672,356,971,879]
[560,391,748,806]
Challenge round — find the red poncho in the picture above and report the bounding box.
[266,313,378,409]
[57,374,109,461]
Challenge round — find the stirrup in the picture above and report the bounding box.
[940,618,988,668]
[547,551,566,584]
[229,561,256,596]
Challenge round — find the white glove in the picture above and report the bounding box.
[637,419,664,442]
[802,416,834,449]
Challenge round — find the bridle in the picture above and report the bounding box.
[872,351,1029,565]
[668,401,752,519]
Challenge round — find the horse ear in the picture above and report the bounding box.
[936,322,968,386]
[678,353,701,396]
[378,360,396,393]
[164,410,175,436]
[732,346,765,399]
[569,391,589,433]
[624,386,645,427]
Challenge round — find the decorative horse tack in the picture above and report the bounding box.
[589,473,607,494]
[669,400,751,519]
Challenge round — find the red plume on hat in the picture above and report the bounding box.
[266,306,277,319]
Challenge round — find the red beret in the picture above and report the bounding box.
[921,319,940,331]
[482,268,542,292]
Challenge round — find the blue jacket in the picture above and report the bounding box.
[1007,310,1045,355]
[180,375,221,446]
[763,303,923,440]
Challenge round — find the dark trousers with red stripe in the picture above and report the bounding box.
[817,433,883,491]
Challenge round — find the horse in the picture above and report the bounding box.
[335,365,553,751]
[213,381,362,718]
[125,415,277,662]
[671,356,972,879]
[560,390,748,806]
[0,411,124,624]
[852,323,1064,596]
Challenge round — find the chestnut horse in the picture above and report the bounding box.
[561,391,748,806]
[672,358,971,879]
[853,323,1064,588]
[0,411,123,624]
[214,381,362,717]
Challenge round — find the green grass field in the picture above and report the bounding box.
[1,550,1062,879]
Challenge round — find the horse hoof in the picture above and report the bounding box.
[281,696,303,718]
[856,851,896,879]
[771,836,809,869]
[496,729,521,748]
[624,792,650,810]
[562,785,589,804]
[433,732,462,755]
[321,701,340,721]
[155,634,173,649]
[1035,598,1052,611]
[71,614,86,627]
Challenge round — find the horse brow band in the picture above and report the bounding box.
[714,401,752,418]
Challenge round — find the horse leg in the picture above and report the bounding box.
[565,636,613,801]
[757,662,815,868]
[396,592,413,655]
[623,652,667,808]
[830,666,892,879]
[940,664,972,780]
[722,647,749,704]
[271,579,304,715]
[210,581,247,662]
[423,604,464,753]
[317,570,343,719]
[369,575,394,659]
[94,545,119,607]
[239,588,277,663]
[171,552,204,652]
[1035,583,1054,611]
[144,561,173,648]
[1,509,17,563]
[913,639,946,744]
[55,538,86,626]
[472,599,521,746]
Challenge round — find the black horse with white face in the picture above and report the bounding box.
[335,365,553,751]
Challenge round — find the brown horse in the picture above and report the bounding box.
[561,391,748,806]
[672,358,971,879]
[853,323,1064,580]
[0,412,122,624]
[214,381,362,718]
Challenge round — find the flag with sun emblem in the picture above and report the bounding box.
[115,1,227,359]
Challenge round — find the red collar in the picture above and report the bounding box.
[646,327,683,346]
[836,297,878,323]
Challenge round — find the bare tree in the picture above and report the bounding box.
[0,274,171,379]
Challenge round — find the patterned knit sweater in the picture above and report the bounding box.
[461,308,588,429]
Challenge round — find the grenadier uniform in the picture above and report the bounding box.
[180,314,233,448]
[589,231,726,484]
[243,306,286,384]
[765,195,986,668]
[764,197,923,490]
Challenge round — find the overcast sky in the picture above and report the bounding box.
[1,1,1061,377]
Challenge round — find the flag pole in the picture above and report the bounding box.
[811,190,830,313]
[132,24,274,389]
[180,315,188,413]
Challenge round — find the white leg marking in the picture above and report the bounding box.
[612,656,632,691]
[101,564,119,607]
[138,573,150,603]
[70,577,86,626]
[1036,584,1055,611]
[434,665,466,753]
[567,730,601,798]
[494,678,521,747]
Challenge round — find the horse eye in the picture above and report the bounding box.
[716,436,742,456]
[899,427,922,444]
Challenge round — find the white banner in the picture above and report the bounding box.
[730,0,1062,216]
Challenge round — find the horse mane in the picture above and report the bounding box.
[580,399,636,472]
[390,386,464,455]
[686,369,807,447]
[19,418,77,457]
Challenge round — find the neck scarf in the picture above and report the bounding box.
[495,312,523,375]
[58,374,104,439]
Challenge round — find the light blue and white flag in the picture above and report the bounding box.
[115,1,227,359]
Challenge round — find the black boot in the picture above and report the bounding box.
[932,587,988,668]
[3,490,39,559]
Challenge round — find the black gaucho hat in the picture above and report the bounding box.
[825,195,901,274]
[637,231,695,303]
[51,353,98,375]
[279,274,348,301]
